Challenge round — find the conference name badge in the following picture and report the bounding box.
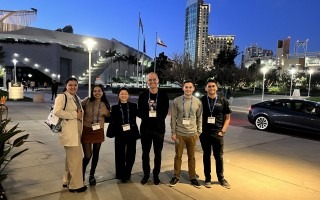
[182,118,191,125]
[208,117,215,124]
[149,111,157,117]
[92,123,100,131]
[122,124,130,131]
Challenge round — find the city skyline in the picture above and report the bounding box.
[2,0,320,65]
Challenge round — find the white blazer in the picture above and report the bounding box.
[53,92,83,146]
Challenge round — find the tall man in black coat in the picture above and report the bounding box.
[138,72,169,185]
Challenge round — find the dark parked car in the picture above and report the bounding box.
[248,99,320,133]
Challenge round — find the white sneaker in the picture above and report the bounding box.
[204,181,212,188]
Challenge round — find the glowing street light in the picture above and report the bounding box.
[12,59,18,83]
[83,39,97,97]
[261,67,268,102]
[290,68,296,97]
[308,69,314,97]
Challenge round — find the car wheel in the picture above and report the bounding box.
[254,115,270,130]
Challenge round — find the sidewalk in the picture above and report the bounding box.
[2,91,320,199]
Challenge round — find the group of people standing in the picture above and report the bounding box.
[53,72,231,193]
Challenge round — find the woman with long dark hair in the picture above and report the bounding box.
[81,84,111,185]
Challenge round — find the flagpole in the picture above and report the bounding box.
[154,32,158,72]
[141,54,145,87]
[136,12,141,87]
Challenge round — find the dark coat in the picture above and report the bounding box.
[107,102,140,139]
[137,89,169,134]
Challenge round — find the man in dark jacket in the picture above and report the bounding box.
[51,80,59,100]
[138,72,169,185]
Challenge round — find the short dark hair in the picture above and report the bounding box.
[183,79,194,86]
[206,78,217,85]
[118,87,129,95]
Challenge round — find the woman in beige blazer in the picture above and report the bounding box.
[53,77,87,193]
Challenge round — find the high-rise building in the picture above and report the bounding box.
[243,44,273,68]
[207,35,235,66]
[184,0,210,66]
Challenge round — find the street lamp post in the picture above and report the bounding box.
[12,59,18,83]
[308,69,314,97]
[83,39,97,97]
[290,68,296,97]
[116,69,118,80]
[261,67,268,102]
[125,70,127,82]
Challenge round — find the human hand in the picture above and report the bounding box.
[77,109,82,119]
[171,133,177,141]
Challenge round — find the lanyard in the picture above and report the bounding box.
[148,92,158,110]
[91,101,102,123]
[119,103,130,125]
[72,95,81,110]
[182,96,193,118]
[207,95,218,117]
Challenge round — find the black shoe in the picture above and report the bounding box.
[169,177,179,187]
[69,186,87,193]
[141,176,149,185]
[190,179,201,188]
[121,178,127,183]
[154,177,161,185]
[89,175,96,185]
[62,184,68,188]
[219,179,231,189]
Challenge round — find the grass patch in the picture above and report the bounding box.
[306,97,320,102]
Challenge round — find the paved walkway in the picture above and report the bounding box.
[2,90,320,199]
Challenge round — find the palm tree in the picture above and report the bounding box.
[127,54,137,79]
[104,49,117,79]
[113,53,128,79]
[248,59,260,94]
[105,49,117,64]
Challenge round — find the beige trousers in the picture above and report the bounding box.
[63,145,84,189]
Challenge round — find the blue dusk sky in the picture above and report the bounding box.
[2,0,320,64]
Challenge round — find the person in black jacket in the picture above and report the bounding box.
[51,80,59,100]
[108,87,140,183]
[138,72,169,185]
[200,78,231,189]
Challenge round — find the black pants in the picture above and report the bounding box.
[51,90,57,100]
[199,132,224,181]
[115,136,137,180]
[140,128,164,178]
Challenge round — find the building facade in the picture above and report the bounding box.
[243,44,273,68]
[0,26,152,87]
[184,0,210,66]
[207,35,235,66]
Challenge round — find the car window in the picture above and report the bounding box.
[297,102,316,114]
[270,101,291,110]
